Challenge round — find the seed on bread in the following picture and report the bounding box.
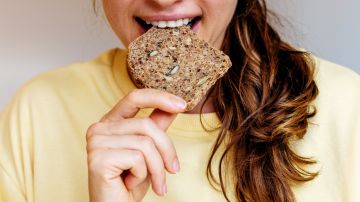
[197,76,210,86]
[185,37,192,45]
[165,65,180,76]
[149,50,159,57]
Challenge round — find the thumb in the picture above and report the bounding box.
[149,109,178,131]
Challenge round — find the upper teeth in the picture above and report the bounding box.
[146,18,193,28]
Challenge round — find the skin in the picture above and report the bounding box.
[87,0,237,201]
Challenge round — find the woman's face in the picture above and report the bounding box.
[102,0,238,49]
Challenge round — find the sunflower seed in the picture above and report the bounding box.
[165,76,174,82]
[172,30,180,36]
[149,50,158,57]
[185,37,192,45]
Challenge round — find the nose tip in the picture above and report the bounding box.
[149,0,181,8]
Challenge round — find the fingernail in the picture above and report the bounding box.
[172,158,180,173]
[173,97,187,110]
[163,184,168,195]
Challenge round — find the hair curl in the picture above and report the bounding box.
[203,0,319,201]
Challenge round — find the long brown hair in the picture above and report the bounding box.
[203,0,319,201]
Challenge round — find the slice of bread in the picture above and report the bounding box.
[127,26,232,111]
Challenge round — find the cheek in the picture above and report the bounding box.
[103,0,128,26]
[102,0,134,46]
[216,0,237,21]
[201,0,236,47]
[204,0,236,28]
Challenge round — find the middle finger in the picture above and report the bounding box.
[87,118,180,173]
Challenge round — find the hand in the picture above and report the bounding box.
[86,89,187,202]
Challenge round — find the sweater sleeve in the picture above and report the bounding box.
[0,166,26,202]
[344,100,360,202]
[0,86,35,202]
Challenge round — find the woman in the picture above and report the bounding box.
[1,0,359,201]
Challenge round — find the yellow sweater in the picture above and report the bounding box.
[1,48,359,202]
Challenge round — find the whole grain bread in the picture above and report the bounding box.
[127,26,232,111]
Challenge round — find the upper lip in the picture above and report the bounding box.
[137,14,201,22]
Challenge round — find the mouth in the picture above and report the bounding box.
[135,16,202,33]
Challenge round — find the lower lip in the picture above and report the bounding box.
[137,19,202,34]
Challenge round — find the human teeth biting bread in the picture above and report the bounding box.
[127,26,232,111]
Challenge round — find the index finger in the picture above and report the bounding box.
[102,89,187,122]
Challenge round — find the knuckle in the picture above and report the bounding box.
[87,150,113,173]
[140,118,154,133]
[139,136,155,151]
[127,89,141,102]
[86,135,102,152]
[132,150,147,179]
[86,122,103,139]
[131,150,144,165]
[138,172,147,181]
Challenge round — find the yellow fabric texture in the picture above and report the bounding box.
[1,48,359,202]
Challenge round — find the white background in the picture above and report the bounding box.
[1,0,359,109]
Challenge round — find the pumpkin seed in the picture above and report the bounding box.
[165,65,180,76]
[170,65,180,75]
[149,50,158,57]
[197,76,210,86]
